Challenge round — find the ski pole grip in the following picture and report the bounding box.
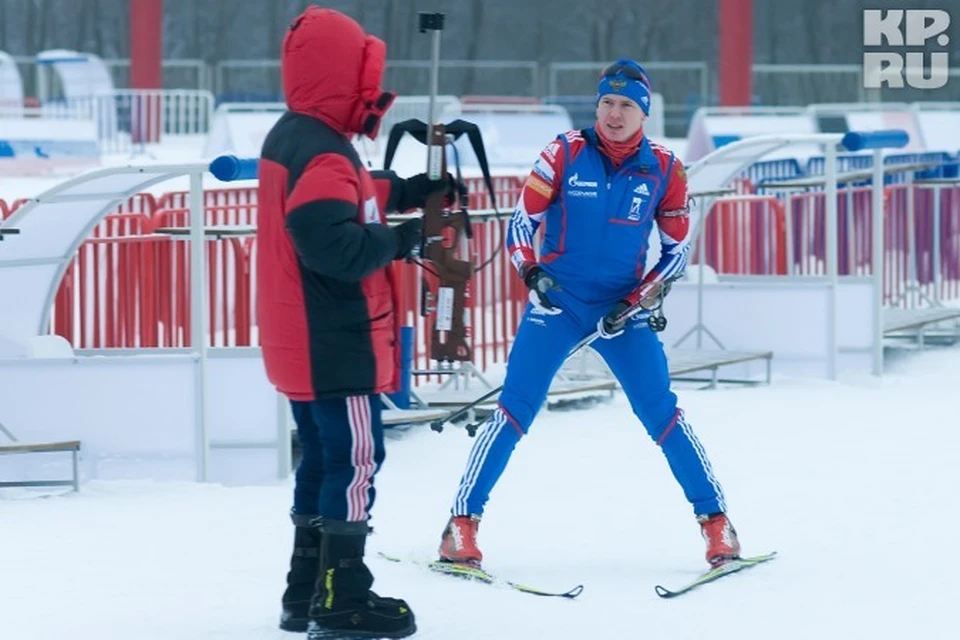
[617,303,645,323]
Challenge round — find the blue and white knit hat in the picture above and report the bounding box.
[597,59,652,115]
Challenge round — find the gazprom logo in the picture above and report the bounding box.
[567,172,598,188]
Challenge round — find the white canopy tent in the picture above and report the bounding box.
[34,49,114,101]
[678,134,848,378]
[678,131,908,378]
[0,163,290,484]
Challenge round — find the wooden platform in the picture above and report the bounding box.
[415,378,617,409]
[883,307,960,334]
[666,349,773,388]
[0,440,81,491]
[414,348,773,409]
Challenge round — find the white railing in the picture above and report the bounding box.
[102,58,212,92]
[0,89,214,153]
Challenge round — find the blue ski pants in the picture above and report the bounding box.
[451,293,727,518]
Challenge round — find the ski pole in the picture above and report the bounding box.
[428,330,601,435]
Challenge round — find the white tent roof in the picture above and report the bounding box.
[35,49,113,99]
[685,133,845,235]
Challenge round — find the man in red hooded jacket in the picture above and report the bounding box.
[258,6,445,639]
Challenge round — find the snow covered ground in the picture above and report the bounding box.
[3,341,959,640]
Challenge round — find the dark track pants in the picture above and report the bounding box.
[290,395,385,522]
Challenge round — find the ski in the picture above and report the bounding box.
[654,551,778,598]
[377,552,584,599]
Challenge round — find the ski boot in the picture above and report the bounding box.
[697,512,742,567]
[437,515,483,568]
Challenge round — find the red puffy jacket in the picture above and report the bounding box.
[256,7,404,400]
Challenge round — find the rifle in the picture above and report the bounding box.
[383,12,499,363]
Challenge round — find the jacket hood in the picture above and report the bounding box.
[281,6,395,139]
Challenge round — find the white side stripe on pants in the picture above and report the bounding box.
[677,412,726,513]
[453,409,507,515]
[346,396,375,522]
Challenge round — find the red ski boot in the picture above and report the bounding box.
[438,516,483,567]
[698,513,741,567]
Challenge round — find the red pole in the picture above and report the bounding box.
[130,0,163,142]
[718,0,753,106]
[130,0,163,89]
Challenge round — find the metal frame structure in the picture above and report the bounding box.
[0,163,290,482]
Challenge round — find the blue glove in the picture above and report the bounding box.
[523,266,562,315]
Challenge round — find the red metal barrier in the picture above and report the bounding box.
[772,184,960,307]
[150,203,257,228]
[44,181,526,362]
[462,175,525,211]
[157,187,258,212]
[52,214,161,348]
[40,179,960,378]
[113,192,158,217]
[151,207,253,347]
[940,186,960,301]
[51,203,162,345]
[697,195,787,275]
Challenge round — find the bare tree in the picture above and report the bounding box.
[2,0,959,104]
[0,1,7,51]
[75,0,89,51]
[462,0,484,95]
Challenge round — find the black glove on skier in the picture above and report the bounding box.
[523,266,562,315]
[393,217,422,260]
[597,299,636,339]
[397,172,457,211]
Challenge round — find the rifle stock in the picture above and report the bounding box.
[420,126,474,362]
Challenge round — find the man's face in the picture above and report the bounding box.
[596,95,647,142]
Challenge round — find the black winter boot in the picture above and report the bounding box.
[280,513,321,632]
[306,520,416,639]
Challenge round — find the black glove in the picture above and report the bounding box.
[523,266,562,315]
[393,217,422,260]
[597,299,637,339]
[398,172,456,211]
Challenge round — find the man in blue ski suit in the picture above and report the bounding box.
[437,60,742,569]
